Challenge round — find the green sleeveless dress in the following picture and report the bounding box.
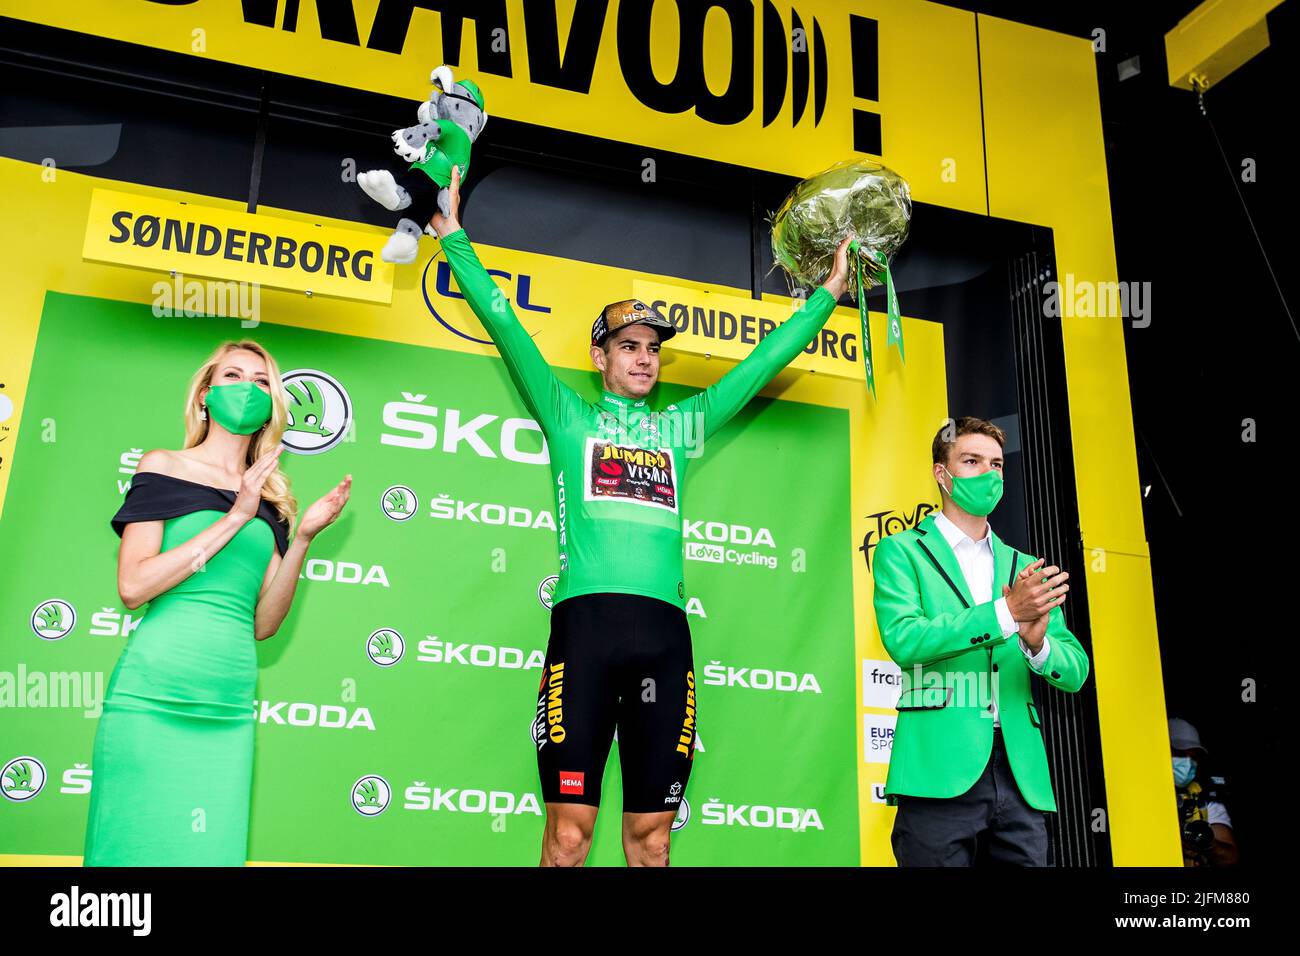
[84,472,289,866]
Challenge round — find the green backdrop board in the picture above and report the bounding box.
[1,291,857,865]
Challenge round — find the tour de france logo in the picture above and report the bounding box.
[30,600,76,640]
[351,775,392,816]
[2,756,47,803]
[366,628,405,667]
[537,574,559,611]
[381,485,419,521]
[280,368,352,456]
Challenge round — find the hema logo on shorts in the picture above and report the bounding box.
[559,771,585,795]
[50,885,151,936]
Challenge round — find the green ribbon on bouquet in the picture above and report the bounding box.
[849,240,905,400]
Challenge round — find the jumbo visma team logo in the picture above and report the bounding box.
[30,600,76,640]
[381,485,418,521]
[366,628,405,667]
[351,775,392,816]
[2,756,47,802]
[280,368,352,455]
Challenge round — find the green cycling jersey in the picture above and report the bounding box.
[409,120,472,189]
[439,227,838,609]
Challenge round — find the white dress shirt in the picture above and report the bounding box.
[932,511,1051,727]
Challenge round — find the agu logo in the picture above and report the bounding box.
[381,485,418,521]
[559,771,585,795]
[366,628,405,666]
[31,600,75,640]
[2,756,47,802]
[351,774,392,816]
[281,369,352,455]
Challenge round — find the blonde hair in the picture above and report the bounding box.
[182,340,297,531]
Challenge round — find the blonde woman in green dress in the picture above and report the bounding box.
[84,340,351,866]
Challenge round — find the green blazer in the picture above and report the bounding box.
[871,514,1090,811]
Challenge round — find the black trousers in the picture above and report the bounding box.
[891,727,1050,866]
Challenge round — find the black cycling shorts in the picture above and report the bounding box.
[532,592,697,814]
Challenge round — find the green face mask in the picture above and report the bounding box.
[205,381,272,435]
[941,466,1004,517]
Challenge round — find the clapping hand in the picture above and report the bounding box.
[298,475,353,541]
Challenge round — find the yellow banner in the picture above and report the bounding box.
[6,0,989,214]
[81,188,394,304]
[633,279,891,381]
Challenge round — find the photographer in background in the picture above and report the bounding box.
[1169,717,1239,867]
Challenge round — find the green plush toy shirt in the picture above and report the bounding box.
[409,119,472,188]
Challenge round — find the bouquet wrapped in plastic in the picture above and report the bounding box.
[769,159,912,397]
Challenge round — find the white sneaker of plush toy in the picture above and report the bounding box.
[381,230,420,264]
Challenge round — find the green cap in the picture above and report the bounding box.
[456,79,485,112]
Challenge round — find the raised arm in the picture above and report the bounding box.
[430,167,579,434]
[681,234,853,441]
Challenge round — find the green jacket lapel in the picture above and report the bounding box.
[913,514,975,608]
[991,526,1018,598]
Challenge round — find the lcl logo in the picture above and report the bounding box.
[421,253,553,346]
[233,0,883,154]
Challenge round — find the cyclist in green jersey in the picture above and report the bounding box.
[429,165,852,866]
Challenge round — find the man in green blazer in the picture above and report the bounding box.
[871,417,1090,865]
